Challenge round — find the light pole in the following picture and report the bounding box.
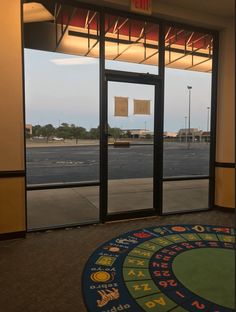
[184,116,187,143]
[207,106,210,143]
[207,106,210,131]
[187,85,192,149]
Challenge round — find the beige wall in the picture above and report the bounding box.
[216,21,235,164]
[214,20,235,208]
[0,178,26,234]
[0,0,26,234]
[215,168,235,209]
[0,1,24,171]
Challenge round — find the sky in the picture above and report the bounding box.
[24,49,212,132]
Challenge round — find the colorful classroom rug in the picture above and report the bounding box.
[82,225,235,312]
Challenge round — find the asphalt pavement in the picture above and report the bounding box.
[26,142,210,184]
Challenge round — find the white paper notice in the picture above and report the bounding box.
[114,97,129,117]
[133,99,150,115]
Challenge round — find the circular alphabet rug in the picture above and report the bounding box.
[82,225,235,312]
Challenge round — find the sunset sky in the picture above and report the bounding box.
[24,49,212,132]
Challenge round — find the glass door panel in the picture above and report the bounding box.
[107,81,155,214]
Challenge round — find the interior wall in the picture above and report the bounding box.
[216,21,235,164]
[215,168,235,209]
[215,20,235,209]
[0,0,26,235]
[0,178,25,234]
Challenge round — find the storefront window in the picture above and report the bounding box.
[163,26,213,213]
[105,14,159,74]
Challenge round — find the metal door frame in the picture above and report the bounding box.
[100,69,162,222]
[20,3,219,233]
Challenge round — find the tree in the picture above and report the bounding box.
[71,126,87,143]
[109,127,122,141]
[61,122,69,128]
[145,133,152,140]
[89,126,100,139]
[41,124,55,141]
[55,123,73,140]
[126,130,132,138]
[32,125,42,137]
[25,129,31,139]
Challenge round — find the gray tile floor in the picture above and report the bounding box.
[163,179,209,212]
[27,179,209,230]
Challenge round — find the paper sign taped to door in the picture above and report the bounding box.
[133,99,150,115]
[114,97,128,117]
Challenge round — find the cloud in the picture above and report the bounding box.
[50,57,98,66]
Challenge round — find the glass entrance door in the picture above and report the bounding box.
[101,70,160,221]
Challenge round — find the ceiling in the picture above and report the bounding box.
[156,0,234,18]
[101,0,234,18]
[24,3,213,73]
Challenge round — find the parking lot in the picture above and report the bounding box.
[26,142,210,184]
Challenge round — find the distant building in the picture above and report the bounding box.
[177,128,210,142]
[201,131,211,142]
[121,129,153,139]
[163,131,177,138]
[25,124,33,136]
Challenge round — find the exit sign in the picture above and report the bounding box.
[131,0,152,15]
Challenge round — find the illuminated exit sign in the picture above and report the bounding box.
[131,0,152,15]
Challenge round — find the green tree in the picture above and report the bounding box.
[61,122,69,128]
[126,130,131,138]
[41,124,55,141]
[109,127,122,141]
[71,125,87,143]
[56,123,72,139]
[32,125,42,137]
[89,126,100,139]
[25,129,31,139]
[145,133,152,140]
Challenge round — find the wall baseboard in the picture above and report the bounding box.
[214,205,235,212]
[215,162,235,168]
[0,170,25,178]
[0,231,26,241]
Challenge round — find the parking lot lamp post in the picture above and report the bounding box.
[207,106,210,143]
[184,116,187,143]
[187,85,192,149]
[207,106,210,131]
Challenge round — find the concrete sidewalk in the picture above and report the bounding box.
[27,178,209,230]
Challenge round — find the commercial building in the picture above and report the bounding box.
[177,128,206,142]
[121,129,153,139]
